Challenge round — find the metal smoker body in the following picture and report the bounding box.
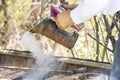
[30,18,79,49]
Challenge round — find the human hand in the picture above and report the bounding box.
[62,4,78,10]
[56,11,74,29]
[55,4,78,29]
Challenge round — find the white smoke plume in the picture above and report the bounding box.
[21,31,109,80]
[21,31,61,80]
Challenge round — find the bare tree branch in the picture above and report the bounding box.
[87,33,113,53]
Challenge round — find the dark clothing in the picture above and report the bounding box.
[109,12,120,80]
[110,34,120,80]
[116,11,120,20]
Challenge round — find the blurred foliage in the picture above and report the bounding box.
[0,11,5,23]
[0,0,119,63]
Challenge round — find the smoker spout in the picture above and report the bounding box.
[30,27,36,33]
[30,22,44,34]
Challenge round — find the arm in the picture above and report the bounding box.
[56,0,109,29]
[62,4,78,10]
[71,0,109,24]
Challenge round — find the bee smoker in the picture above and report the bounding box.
[30,18,79,49]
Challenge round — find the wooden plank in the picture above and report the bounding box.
[0,78,11,80]
[0,67,25,80]
[5,70,25,79]
[0,51,35,68]
[57,57,112,69]
[0,69,12,77]
[0,49,112,70]
[0,66,30,70]
[0,49,33,58]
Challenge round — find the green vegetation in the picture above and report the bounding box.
[0,0,119,63]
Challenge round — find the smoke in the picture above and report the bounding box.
[21,31,61,80]
[89,73,108,80]
[21,31,109,80]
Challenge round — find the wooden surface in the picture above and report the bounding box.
[57,57,112,69]
[0,49,112,69]
[0,49,111,80]
[46,72,108,80]
[0,49,35,68]
[0,66,26,80]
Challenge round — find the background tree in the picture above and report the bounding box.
[0,0,119,63]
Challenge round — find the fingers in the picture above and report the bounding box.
[56,18,64,29]
[62,4,78,10]
[62,5,69,10]
[56,18,60,28]
[56,11,74,29]
[56,14,68,29]
[56,14,62,29]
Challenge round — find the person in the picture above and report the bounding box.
[56,0,120,80]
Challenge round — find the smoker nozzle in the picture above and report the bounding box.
[30,21,44,34]
[30,28,35,33]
